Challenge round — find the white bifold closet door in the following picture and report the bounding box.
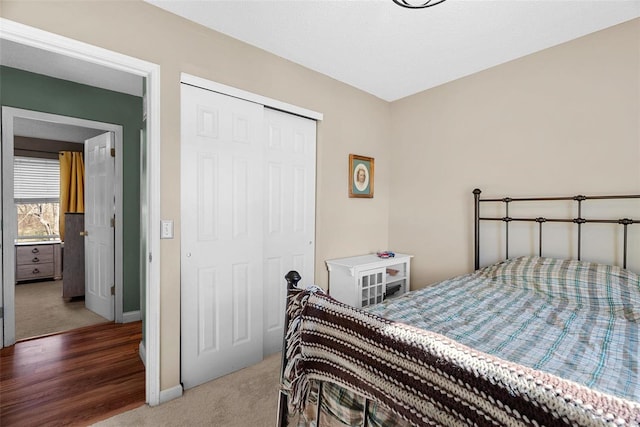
[180,84,315,389]
[262,108,316,356]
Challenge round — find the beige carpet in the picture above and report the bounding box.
[94,352,282,427]
[15,279,109,340]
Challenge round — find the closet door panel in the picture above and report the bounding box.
[181,85,264,389]
[262,108,316,356]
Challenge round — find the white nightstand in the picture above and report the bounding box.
[326,253,412,308]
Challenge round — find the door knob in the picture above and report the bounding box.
[80,231,89,236]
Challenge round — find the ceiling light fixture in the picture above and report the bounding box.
[392,0,447,9]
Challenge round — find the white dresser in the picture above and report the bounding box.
[15,241,62,283]
[326,253,412,308]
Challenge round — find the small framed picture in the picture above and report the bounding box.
[349,154,374,198]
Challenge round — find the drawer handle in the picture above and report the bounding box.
[32,268,40,274]
[31,248,39,254]
[32,257,40,263]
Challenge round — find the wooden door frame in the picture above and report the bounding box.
[0,18,162,406]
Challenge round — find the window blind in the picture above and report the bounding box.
[14,156,60,201]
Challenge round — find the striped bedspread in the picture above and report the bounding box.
[367,256,640,402]
[283,256,640,426]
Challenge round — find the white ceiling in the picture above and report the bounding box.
[146,0,640,101]
[0,39,143,97]
[14,118,105,142]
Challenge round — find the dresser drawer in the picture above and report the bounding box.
[16,245,54,265]
[16,263,55,281]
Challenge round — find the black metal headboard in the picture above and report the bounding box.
[473,188,639,271]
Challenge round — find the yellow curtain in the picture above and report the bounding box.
[59,151,85,240]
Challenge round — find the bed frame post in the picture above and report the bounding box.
[536,217,546,257]
[277,270,302,427]
[473,189,481,270]
[619,218,632,269]
[574,195,586,261]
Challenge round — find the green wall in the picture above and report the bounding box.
[1,66,143,313]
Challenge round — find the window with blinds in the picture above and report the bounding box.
[14,156,61,241]
[14,156,60,202]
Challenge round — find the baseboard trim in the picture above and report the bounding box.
[159,384,183,404]
[123,310,141,323]
[139,341,146,366]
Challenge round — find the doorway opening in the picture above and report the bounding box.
[1,17,161,405]
[2,108,124,343]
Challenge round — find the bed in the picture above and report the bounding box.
[277,189,640,426]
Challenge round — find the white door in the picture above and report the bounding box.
[262,108,316,355]
[181,85,264,389]
[84,132,115,321]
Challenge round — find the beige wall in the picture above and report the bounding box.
[1,1,391,392]
[3,1,638,397]
[389,18,640,287]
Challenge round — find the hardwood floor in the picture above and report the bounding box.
[0,321,145,426]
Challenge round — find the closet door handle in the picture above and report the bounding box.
[80,231,89,237]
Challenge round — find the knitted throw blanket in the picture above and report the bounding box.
[283,287,640,427]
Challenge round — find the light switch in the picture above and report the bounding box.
[161,220,174,239]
